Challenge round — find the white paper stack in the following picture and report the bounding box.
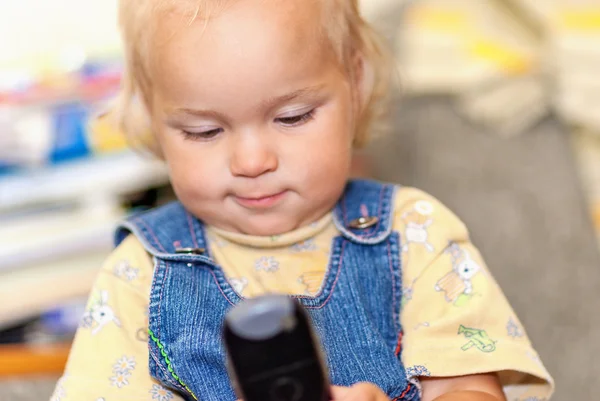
[0,152,169,328]
[0,204,122,329]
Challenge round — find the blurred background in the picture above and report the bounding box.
[0,0,599,400]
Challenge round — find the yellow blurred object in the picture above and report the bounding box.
[88,115,128,153]
[408,7,472,34]
[556,10,600,32]
[399,0,600,137]
[399,0,540,96]
[469,39,534,74]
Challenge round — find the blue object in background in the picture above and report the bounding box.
[39,299,88,337]
[50,102,91,164]
[0,162,18,177]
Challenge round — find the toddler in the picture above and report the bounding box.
[51,1,554,400]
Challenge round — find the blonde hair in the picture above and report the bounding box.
[107,0,396,156]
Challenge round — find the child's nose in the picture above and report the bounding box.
[229,134,278,178]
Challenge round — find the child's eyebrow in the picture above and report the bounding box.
[169,108,229,122]
[261,84,327,111]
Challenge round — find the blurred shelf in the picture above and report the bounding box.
[0,342,70,377]
[0,205,119,272]
[0,151,168,213]
[0,252,102,329]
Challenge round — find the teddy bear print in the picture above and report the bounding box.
[435,244,481,305]
[299,271,324,295]
[401,200,435,253]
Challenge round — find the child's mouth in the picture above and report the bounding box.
[234,191,288,209]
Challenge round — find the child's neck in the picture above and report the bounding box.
[207,212,333,248]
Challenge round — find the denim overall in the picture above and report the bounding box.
[115,179,419,401]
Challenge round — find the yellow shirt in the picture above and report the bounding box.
[51,187,553,401]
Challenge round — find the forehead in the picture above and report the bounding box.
[148,0,339,105]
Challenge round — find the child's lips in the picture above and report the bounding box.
[234,191,288,209]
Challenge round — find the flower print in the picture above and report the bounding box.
[124,266,139,281]
[109,355,136,388]
[406,365,431,378]
[113,260,139,282]
[113,356,136,375]
[113,260,129,276]
[507,317,524,338]
[290,239,317,252]
[110,372,130,388]
[254,256,280,273]
[150,384,175,401]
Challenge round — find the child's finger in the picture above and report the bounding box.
[331,385,352,399]
[331,382,389,400]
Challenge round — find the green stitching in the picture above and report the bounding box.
[148,329,198,400]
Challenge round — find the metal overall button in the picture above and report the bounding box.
[348,216,379,229]
[175,247,206,255]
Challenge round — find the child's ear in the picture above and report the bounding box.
[351,51,374,114]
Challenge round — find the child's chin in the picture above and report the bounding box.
[240,216,299,237]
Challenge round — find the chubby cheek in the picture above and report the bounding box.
[168,161,207,204]
[302,143,350,182]
[158,133,226,203]
[293,119,353,196]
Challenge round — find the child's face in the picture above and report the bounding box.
[149,0,359,235]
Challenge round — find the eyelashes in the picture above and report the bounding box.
[181,128,223,141]
[275,109,315,127]
[181,109,317,141]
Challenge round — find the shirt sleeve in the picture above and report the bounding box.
[394,187,554,401]
[50,235,185,401]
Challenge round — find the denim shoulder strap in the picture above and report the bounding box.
[333,179,397,245]
[114,201,207,257]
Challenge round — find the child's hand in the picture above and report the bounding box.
[331,383,390,401]
[234,382,389,401]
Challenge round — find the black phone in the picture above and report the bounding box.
[223,294,331,401]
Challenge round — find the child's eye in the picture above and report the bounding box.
[182,128,223,141]
[275,110,315,127]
